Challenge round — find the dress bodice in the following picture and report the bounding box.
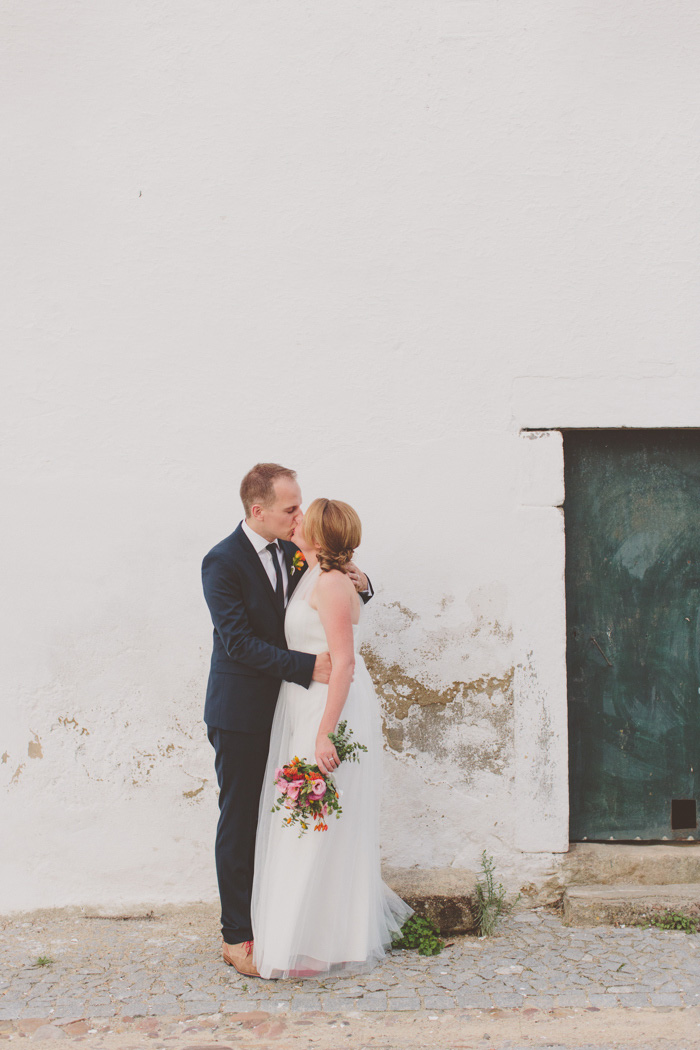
[285,564,360,655]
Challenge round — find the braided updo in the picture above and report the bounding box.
[303,498,362,573]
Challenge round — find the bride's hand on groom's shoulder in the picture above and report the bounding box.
[345,562,368,593]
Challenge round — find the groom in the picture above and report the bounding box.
[202,463,370,976]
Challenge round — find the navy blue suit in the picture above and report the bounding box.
[203,524,316,734]
[202,523,316,944]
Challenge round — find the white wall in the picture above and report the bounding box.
[2,1,700,911]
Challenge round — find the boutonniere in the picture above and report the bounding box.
[290,550,306,576]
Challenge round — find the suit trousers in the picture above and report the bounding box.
[208,725,270,945]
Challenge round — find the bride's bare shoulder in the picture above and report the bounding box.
[309,568,354,609]
[315,569,355,594]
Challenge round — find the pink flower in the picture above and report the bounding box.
[275,776,288,795]
[310,778,327,800]
[286,780,303,801]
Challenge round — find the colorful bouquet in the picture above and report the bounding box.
[272,720,367,836]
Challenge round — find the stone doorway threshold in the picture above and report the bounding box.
[562,842,700,926]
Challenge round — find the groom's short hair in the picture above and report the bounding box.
[240,463,297,517]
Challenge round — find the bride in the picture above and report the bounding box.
[251,498,412,979]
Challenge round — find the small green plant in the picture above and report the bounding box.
[474,851,520,937]
[639,910,699,934]
[35,956,53,967]
[241,982,248,992]
[392,915,444,956]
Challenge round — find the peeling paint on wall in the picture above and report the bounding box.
[57,716,90,736]
[386,600,419,622]
[27,731,43,759]
[182,778,208,801]
[364,644,515,780]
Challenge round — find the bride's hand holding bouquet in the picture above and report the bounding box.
[315,728,340,776]
[272,721,367,836]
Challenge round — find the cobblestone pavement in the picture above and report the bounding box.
[2,904,700,1047]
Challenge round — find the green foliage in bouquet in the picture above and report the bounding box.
[328,720,368,762]
[392,915,444,956]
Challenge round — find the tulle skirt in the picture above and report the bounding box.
[251,659,412,979]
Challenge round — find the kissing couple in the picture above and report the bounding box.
[202,463,412,980]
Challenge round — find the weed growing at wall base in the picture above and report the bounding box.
[474,851,521,937]
[392,915,444,956]
[637,910,699,934]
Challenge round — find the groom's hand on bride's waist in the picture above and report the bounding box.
[312,652,332,684]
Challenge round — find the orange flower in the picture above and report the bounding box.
[291,550,306,574]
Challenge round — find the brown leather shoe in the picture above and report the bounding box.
[222,938,261,977]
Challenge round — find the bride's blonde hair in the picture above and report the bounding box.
[304,499,362,573]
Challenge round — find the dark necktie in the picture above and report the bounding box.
[266,543,284,607]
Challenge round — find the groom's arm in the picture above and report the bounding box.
[202,552,317,687]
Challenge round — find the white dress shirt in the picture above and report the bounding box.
[241,519,289,605]
[241,519,373,605]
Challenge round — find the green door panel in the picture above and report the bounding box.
[565,430,700,841]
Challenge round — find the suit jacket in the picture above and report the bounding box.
[202,523,317,733]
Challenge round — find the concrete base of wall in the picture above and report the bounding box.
[9,847,700,935]
[0,873,481,935]
[383,867,478,934]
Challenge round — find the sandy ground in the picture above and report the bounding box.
[3,1006,700,1049]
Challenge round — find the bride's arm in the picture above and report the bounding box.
[314,571,357,775]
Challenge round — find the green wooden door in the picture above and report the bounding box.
[565,430,700,841]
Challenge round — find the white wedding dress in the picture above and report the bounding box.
[251,563,412,979]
